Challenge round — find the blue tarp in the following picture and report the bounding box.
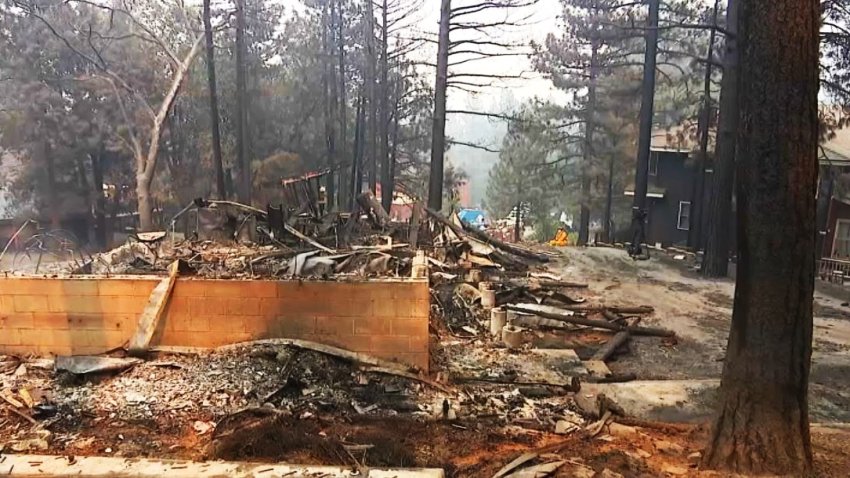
[458,208,486,228]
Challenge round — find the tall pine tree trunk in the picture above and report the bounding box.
[337,0,347,211]
[327,0,340,209]
[379,0,392,213]
[203,0,226,199]
[578,38,599,246]
[627,0,659,256]
[702,0,739,277]
[234,0,250,204]
[389,83,401,198]
[365,0,378,193]
[428,0,451,211]
[688,0,719,251]
[322,1,336,211]
[701,0,819,474]
[603,153,615,243]
[350,94,364,210]
[91,147,107,249]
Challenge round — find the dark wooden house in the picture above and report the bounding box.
[623,129,716,248]
[627,124,850,280]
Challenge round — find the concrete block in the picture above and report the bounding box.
[13,295,49,313]
[371,336,410,353]
[2,278,62,296]
[316,316,353,336]
[226,298,260,316]
[315,335,371,353]
[0,296,14,314]
[243,281,278,298]
[172,280,206,298]
[0,345,31,355]
[17,328,50,346]
[100,296,147,314]
[60,280,100,296]
[99,280,144,297]
[203,280,250,298]
[208,315,242,332]
[258,298,284,316]
[270,315,315,336]
[188,296,227,317]
[0,328,21,345]
[165,297,189,317]
[32,313,70,330]
[372,299,397,318]
[241,317,270,336]
[68,314,108,330]
[186,316,210,332]
[50,295,103,314]
[391,318,427,336]
[354,316,391,335]
[408,335,429,353]
[0,314,35,329]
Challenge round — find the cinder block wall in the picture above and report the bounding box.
[0,277,430,370]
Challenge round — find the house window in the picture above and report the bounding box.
[648,151,659,176]
[677,201,691,231]
[833,220,850,258]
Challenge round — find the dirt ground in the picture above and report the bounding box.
[560,247,850,424]
[3,246,850,477]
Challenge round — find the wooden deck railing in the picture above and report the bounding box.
[817,258,850,284]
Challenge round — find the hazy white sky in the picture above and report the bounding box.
[417,0,567,204]
[285,0,570,204]
[416,0,565,108]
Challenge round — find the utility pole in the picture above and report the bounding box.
[627,0,660,258]
[427,0,451,211]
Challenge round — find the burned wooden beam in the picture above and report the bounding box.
[506,306,673,337]
[423,206,550,263]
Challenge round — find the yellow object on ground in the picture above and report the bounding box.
[548,228,569,247]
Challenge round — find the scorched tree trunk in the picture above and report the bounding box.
[701,0,819,474]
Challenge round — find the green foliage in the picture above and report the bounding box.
[485,110,557,224]
[528,0,717,233]
[532,211,559,242]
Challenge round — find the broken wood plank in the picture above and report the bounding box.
[283,223,336,253]
[592,317,641,362]
[492,452,538,478]
[4,405,36,424]
[506,306,674,337]
[18,389,34,408]
[2,393,24,408]
[584,373,637,384]
[360,366,452,393]
[566,305,654,314]
[582,360,612,378]
[592,331,631,361]
[504,460,566,478]
[127,260,180,356]
[423,206,550,262]
[454,376,581,392]
[533,279,589,289]
[55,356,143,375]
[356,191,392,228]
[216,338,436,381]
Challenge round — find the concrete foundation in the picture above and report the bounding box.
[0,454,444,478]
[0,276,430,370]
